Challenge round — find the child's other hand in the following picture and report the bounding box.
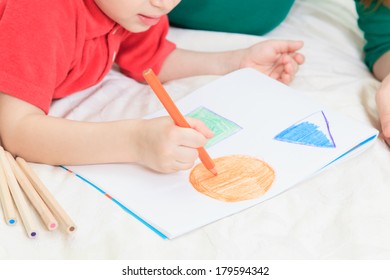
[240,40,305,85]
[376,73,390,146]
[135,116,213,173]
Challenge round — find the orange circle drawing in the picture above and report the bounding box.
[189,155,275,202]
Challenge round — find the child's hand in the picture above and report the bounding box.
[376,73,390,146]
[240,40,305,85]
[135,116,214,173]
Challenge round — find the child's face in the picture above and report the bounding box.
[94,0,181,32]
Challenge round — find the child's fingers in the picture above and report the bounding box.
[174,145,199,164]
[282,55,300,83]
[280,73,293,85]
[174,127,208,149]
[282,56,294,73]
[186,117,214,138]
[273,40,304,54]
[291,53,305,65]
[269,64,285,80]
[283,54,301,73]
[268,55,294,83]
[172,160,196,171]
[172,141,207,171]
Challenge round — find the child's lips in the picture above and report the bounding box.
[138,14,161,26]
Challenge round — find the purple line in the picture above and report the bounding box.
[321,110,336,148]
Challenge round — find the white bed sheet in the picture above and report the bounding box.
[1,0,390,259]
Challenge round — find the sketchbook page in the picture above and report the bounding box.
[67,68,378,239]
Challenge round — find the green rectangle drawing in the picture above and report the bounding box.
[186,106,242,148]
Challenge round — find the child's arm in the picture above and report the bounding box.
[0,40,302,172]
[373,51,390,145]
[158,40,304,84]
[0,92,212,173]
[373,50,390,81]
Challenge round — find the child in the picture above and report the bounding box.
[0,0,304,173]
[355,0,390,146]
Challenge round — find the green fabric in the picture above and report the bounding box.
[168,0,295,35]
[355,0,390,71]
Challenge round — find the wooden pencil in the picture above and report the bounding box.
[0,146,17,225]
[6,152,58,231]
[16,157,76,233]
[142,68,218,176]
[0,148,38,238]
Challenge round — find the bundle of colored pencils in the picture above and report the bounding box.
[0,146,75,238]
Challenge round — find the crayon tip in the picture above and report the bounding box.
[209,168,218,176]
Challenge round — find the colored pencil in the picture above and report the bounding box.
[6,152,58,231]
[0,146,17,225]
[142,68,218,176]
[16,157,76,233]
[0,149,38,238]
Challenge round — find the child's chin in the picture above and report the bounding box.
[121,22,151,33]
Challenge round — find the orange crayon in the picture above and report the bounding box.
[142,68,217,176]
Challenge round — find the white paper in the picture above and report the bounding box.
[67,68,378,239]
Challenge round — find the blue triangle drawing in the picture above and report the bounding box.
[274,111,336,148]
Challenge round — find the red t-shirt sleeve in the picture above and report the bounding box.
[116,16,176,82]
[0,0,76,114]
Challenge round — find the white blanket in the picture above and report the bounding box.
[2,0,390,259]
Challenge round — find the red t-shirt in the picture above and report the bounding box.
[0,0,176,114]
